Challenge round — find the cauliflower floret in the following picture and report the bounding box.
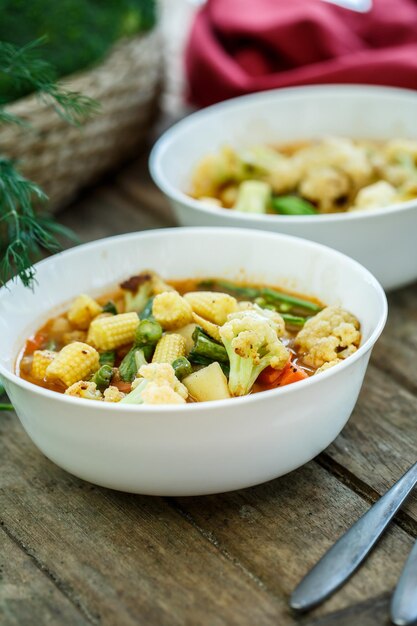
[229,303,286,337]
[314,360,339,375]
[103,386,125,402]
[299,166,350,213]
[294,137,373,189]
[350,181,397,211]
[121,363,188,405]
[295,306,360,369]
[220,310,289,396]
[239,145,300,193]
[140,383,187,405]
[384,139,417,164]
[65,381,103,401]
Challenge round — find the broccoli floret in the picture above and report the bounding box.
[120,363,188,405]
[219,310,290,396]
[120,272,154,313]
[233,180,271,214]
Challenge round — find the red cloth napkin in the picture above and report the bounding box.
[185,0,417,107]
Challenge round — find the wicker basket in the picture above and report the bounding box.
[1,29,162,211]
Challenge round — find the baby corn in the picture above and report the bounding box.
[184,291,238,325]
[67,294,102,329]
[31,350,56,380]
[152,334,186,364]
[45,342,99,387]
[192,313,222,343]
[87,312,138,350]
[152,292,193,330]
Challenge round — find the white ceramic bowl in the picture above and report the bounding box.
[0,228,387,496]
[150,85,417,291]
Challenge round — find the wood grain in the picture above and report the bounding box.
[0,408,414,626]
[0,526,88,626]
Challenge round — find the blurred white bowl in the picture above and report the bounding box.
[150,85,417,291]
[0,228,386,496]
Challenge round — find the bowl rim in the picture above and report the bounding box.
[0,226,388,414]
[149,83,417,224]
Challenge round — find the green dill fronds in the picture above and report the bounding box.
[0,38,99,127]
[0,157,77,288]
[0,37,99,289]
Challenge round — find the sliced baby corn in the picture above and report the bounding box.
[87,312,138,350]
[192,313,222,343]
[67,294,102,330]
[152,333,186,364]
[184,291,238,325]
[31,350,56,380]
[152,291,193,330]
[45,342,99,387]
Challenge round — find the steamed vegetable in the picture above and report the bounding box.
[189,327,229,364]
[271,195,316,215]
[198,279,321,315]
[120,363,188,405]
[233,180,271,214]
[183,362,231,402]
[119,319,163,382]
[120,273,154,313]
[91,364,113,391]
[99,350,116,367]
[219,310,289,396]
[172,356,193,381]
[102,301,118,315]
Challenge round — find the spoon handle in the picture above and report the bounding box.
[290,462,417,612]
[391,538,417,626]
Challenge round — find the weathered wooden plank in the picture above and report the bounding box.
[308,593,391,626]
[59,181,172,245]
[324,362,417,526]
[174,462,413,623]
[0,526,89,626]
[2,398,414,625]
[114,151,176,225]
[371,287,417,394]
[0,412,285,626]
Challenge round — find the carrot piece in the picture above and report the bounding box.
[257,365,283,386]
[112,380,132,394]
[26,332,48,354]
[278,362,308,387]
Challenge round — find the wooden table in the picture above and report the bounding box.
[2,7,417,626]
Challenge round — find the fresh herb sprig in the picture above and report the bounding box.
[0,38,99,288]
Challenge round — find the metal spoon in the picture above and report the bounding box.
[290,461,417,612]
[391,538,417,625]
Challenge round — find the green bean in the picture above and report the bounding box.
[119,320,163,382]
[140,296,155,320]
[188,353,230,377]
[135,319,162,346]
[198,279,260,300]
[172,357,193,381]
[91,365,113,391]
[0,403,13,411]
[261,288,322,313]
[271,195,317,215]
[281,313,308,327]
[134,349,148,371]
[99,351,116,367]
[189,327,229,364]
[102,301,118,315]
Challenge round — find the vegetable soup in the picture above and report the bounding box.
[18,272,361,404]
